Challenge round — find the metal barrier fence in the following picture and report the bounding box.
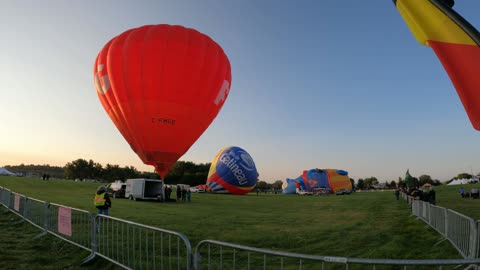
[407,195,478,259]
[9,191,27,218]
[24,197,49,235]
[47,203,96,256]
[194,240,480,270]
[0,186,192,269]
[4,185,480,270]
[429,204,447,236]
[0,187,11,209]
[446,209,477,259]
[95,215,192,270]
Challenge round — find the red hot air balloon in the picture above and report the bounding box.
[94,25,231,178]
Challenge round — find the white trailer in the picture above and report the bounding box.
[125,178,164,201]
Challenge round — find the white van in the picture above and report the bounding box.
[125,178,164,201]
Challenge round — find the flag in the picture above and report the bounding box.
[393,0,480,130]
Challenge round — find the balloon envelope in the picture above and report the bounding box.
[94,25,231,178]
[283,169,352,194]
[206,146,258,195]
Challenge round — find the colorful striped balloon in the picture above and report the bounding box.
[206,146,258,195]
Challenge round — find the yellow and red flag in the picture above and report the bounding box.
[394,0,480,130]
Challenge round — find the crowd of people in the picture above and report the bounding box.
[458,186,479,199]
[395,184,480,205]
[164,185,191,202]
[396,186,436,205]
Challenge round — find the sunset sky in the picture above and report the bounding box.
[1,0,480,182]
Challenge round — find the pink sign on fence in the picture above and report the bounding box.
[14,194,20,211]
[58,207,72,237]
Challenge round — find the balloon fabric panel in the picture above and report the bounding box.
[429,41,480,129]
[324,169,352,193]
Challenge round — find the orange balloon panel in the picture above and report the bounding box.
[94,25,231,178]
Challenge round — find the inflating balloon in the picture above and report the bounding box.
[206,146,258,195]
[393,0,480,130]
[93,25,231,178]
[282,169,352,194]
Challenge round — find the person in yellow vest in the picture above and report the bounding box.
[93,186,112,215]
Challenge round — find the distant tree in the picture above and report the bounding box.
[87,159,103,179]
[419,175,433,186]
[432,179,442,186]
[65,159,90,180]
[101,164,125,181]
[398,179,404,188]
[139,171,160,179]
[123,166,140,179]
[164,161,211,185]
[364,177,378,188]
[357,179,365,190]
[271,180,283,190]
[390,180,397,189]
[256,181,268,190]
[456,173,473,180]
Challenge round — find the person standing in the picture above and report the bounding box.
[93,186,112,215]
[176,186,181,202]
[471,187,479,199]
[428,187,436,205]
[181,187,187,202]
[395,188,400,200]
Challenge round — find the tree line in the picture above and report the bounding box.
[63,158,212,186]
[5,164,65,178]
[5,159,212,187]
[5,160,477,190]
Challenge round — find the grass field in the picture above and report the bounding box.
[1,176,479,269]
[0,210,121,270]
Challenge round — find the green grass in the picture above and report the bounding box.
[0,210,122,269]
[428,182,480,220]
[1,176,476,269]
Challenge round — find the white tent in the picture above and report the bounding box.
[0,167,15,176]
[447,178,478,185]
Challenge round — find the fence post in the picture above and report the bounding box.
[444,208,449,240]
[477,221,480,259]
[194,244,202,270]
[35,201,49,238]
[7,191,12,210]
[469,219,478,258]
[428,202,432,224]
[81,212,97,265]
[427,203,432,225]
[0,188,9,214]
[15,196,27,224]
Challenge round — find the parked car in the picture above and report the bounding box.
[335,189,353,195]
[189,187,205,193]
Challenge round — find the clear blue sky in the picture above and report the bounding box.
[1,0,480,183]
